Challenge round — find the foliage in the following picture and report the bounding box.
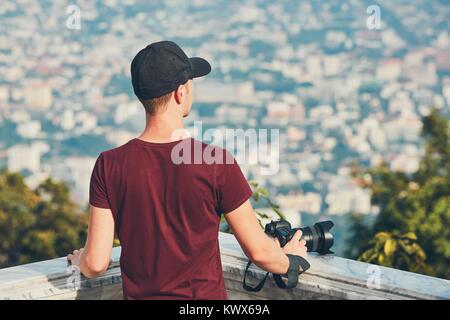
[249,181,285,224]
[349,109,450,279]
[0,170,87,268]
[358,231,432,275]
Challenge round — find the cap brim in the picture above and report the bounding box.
[189,57,211,78]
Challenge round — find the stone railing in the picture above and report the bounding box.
[1,232,449,300]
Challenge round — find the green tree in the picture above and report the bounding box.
[358,231,432,275]
[0,170,87,268]
[349,109,450,279]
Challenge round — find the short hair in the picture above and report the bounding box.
[139,92,172,116]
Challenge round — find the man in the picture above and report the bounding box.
[67,41,308,299]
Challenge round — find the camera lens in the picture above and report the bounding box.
[297,221,334,255]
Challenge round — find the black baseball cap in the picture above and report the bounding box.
[131,40,211,100]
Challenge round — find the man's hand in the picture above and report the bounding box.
[67,248,85,267]
[281,230,308,259]
[66,205,114,278]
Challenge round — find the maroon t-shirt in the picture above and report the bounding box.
[89,138,253,300]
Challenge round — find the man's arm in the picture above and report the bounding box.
[67,205,115,278]
[224,200,307,275]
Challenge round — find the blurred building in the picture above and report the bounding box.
[23,82,53,110]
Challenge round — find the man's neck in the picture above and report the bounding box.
[138,112,188,143]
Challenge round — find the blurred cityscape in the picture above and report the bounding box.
[0,0,449,227]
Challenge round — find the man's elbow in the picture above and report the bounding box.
[82,256,109,278]
[83,266,107,279]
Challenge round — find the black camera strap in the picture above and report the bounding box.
[242,255,310,292]
[242,260,270,292]
[272,254,310,289]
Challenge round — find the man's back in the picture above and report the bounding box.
[89,137,253,299]
[68,41,308,301]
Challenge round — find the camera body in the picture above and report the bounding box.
[264,220,334,255]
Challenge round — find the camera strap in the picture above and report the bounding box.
[242,260,270,292]
[272,255,310,289]
[242,255,310,292]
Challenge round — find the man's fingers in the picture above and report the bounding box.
[292,230,303,242]
[299,239,307,246]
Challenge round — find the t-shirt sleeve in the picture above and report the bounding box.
[89,153,111,209]
[216,152,253,214]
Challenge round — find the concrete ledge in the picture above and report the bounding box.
[0,232,449,300]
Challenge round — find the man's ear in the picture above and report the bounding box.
[174,85,183,104]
